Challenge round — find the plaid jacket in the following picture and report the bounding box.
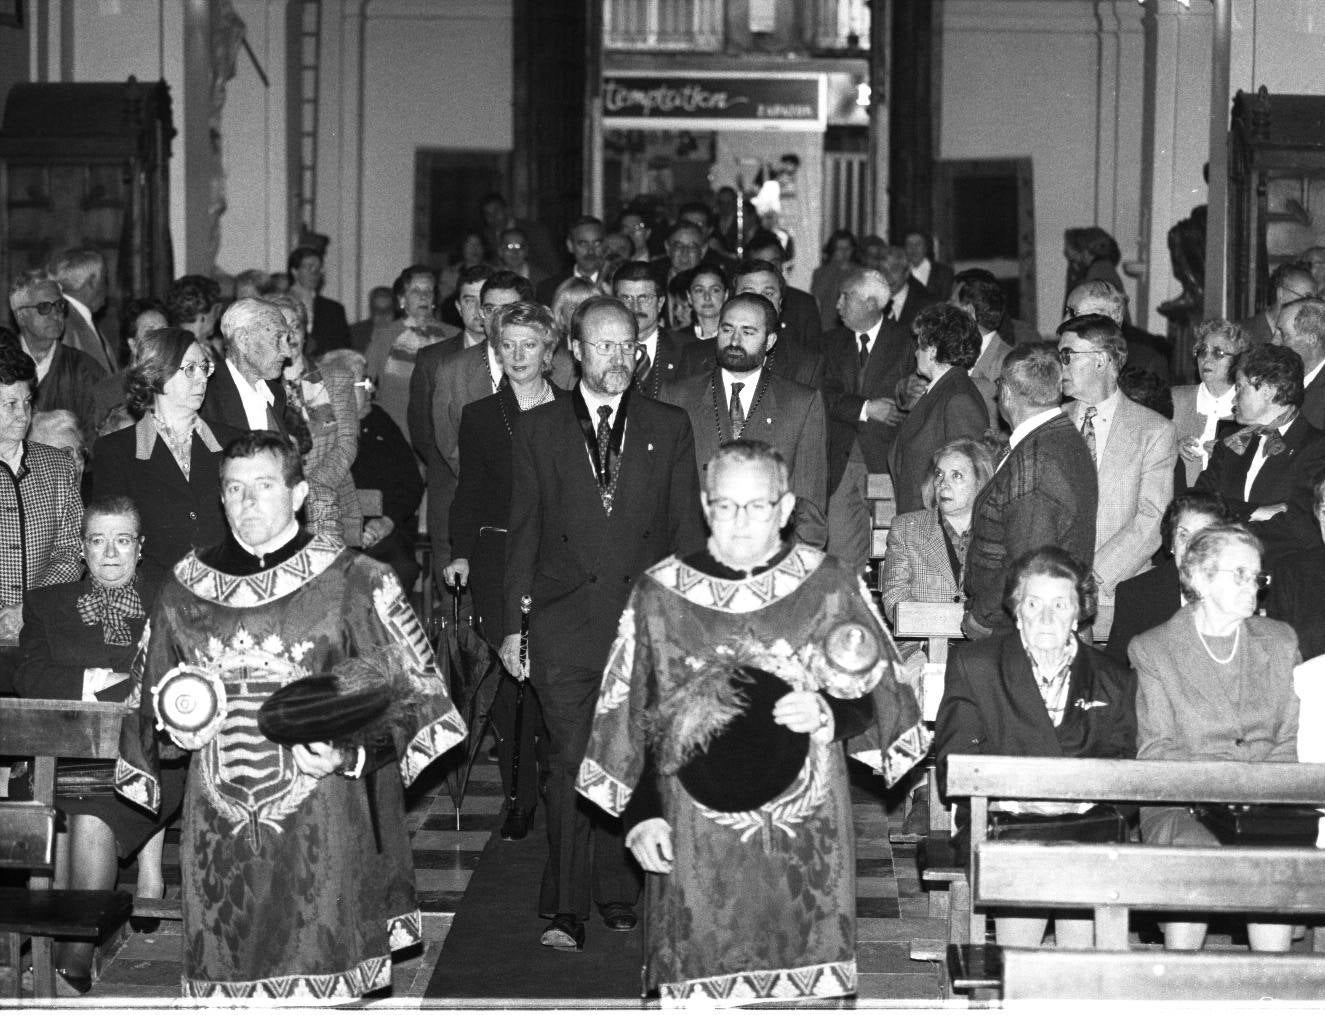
[0,441,83,606]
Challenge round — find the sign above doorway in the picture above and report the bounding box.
[601,71,827,132]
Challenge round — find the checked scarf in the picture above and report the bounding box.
[77,580,145,646]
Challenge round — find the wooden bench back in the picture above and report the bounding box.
[944,754,1325,943]
[1001,947,1325,1002]
[0,699,129,804]
[976,841,1325,947]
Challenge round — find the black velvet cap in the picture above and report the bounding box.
[257,674,392,747]
[677,665,809,813]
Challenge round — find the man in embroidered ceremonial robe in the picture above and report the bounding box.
[115,431,465,1000]
[500,295,704,951]
[575,440,929,1003]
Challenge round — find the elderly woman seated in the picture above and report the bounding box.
[881,437,995,625]
[936,546,1137,949]
[1131,523,1299,952]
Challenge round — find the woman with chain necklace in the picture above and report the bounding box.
[1131,523,1299,952]
[445,301,562,840]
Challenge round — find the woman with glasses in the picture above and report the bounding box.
[1172,319,1247,489]
[1193,343,1325,553]
[92,327,241,572]
[1131,524,1298,952]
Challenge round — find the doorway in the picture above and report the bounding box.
[413,149,507,269]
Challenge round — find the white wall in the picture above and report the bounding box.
[938,0,1146,335]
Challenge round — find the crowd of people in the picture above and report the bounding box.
[5,189,1325,1000]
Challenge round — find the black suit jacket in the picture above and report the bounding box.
[935,632,1138,803]
[92,418,244,572]
[504,389,704,670]
[1104,559,1181,666]
[16,573,160,700]
[1266,542,1325,660]
[822,320,917,487]
[965,412,1098,631]
[887,366,989,514]
[310,294,351,354]
[912,262,955,302]
[1194,415,1325,553]
[890,284,937,334]
[200,359,288,436]
[634,328,695,400]
[1302,367,1325,432]
[780,286,823,352]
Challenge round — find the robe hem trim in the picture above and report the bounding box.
[660,958,857,1003]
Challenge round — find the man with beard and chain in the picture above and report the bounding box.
[662,293,827,549]
[500,295,703,951]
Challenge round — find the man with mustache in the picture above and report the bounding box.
[501,295,703,952]
[662,293,827,549]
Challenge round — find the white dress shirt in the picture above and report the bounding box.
[1000,407,1064,468]
[225,358,276,431]
[912,259,933,289]
[485,342,503,392]
[720,366,764,420]
[1194,382,1236,470]
[20,338,55,383]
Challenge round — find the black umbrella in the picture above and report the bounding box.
[433,589,505,827]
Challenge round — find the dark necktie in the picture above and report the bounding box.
[634,346,652,385]
[858,334,870,371]
[729,381,745,439]
[1081,405,1098,462]
[596,405,615,515]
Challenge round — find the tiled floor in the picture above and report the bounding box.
[54,753,945,1006]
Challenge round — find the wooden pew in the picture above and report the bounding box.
[0,698,177,997]
[945,754,1325,948]
[978,842,1325,1000]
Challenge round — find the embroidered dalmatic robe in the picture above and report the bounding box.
[115,533,465,1000]
[576,543,929,1003]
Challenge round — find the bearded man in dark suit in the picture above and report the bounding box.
[662,293,827,549]
[500,296,704,952]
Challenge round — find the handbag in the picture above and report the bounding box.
[1192,804,1322,847]
[987,805,1128,844]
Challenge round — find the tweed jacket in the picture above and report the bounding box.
[888,367,990,515]
[964,412,1098,632]
[969,333,1013,429]
[1131,606,1299,763]
[880,509,963,624]
[661,367,828,549]
[503,389,704,670]
[1065,392,1176,638]
[294,363,361,546]
[935,632,1137,797]
[1193,413,1325,552]
[0,441,83,607]
[91,415,243,572]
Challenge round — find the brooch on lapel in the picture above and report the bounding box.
[1074,698,1108,712]
[647,443,655,452]
[764,417,773,426]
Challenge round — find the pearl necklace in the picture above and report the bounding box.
[1195,622,1240,665]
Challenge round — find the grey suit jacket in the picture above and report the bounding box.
[970,333,1012,429]
[662,368,828,549]
[63,306,115,375]
[1131,606,1299,763]
[431,341,499,475]
[1065,393,1176,637]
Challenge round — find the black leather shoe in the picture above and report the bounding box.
[500,808,531,841]
[539,913,585,951]
[599,902,637,932]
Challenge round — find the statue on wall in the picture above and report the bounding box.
[206,0,246,275]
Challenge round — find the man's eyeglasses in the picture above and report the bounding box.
[706,497,784,522]
[581,339,639,358]
[503,242,525,251]
[1056,347,1105,365]
[1194,344,1237,361]
[1212,567,1271,589]
[14,299,67,317]
[177,360,214,380]
[616,294,659,308]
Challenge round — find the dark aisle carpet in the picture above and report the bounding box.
[425,815,645,1005]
